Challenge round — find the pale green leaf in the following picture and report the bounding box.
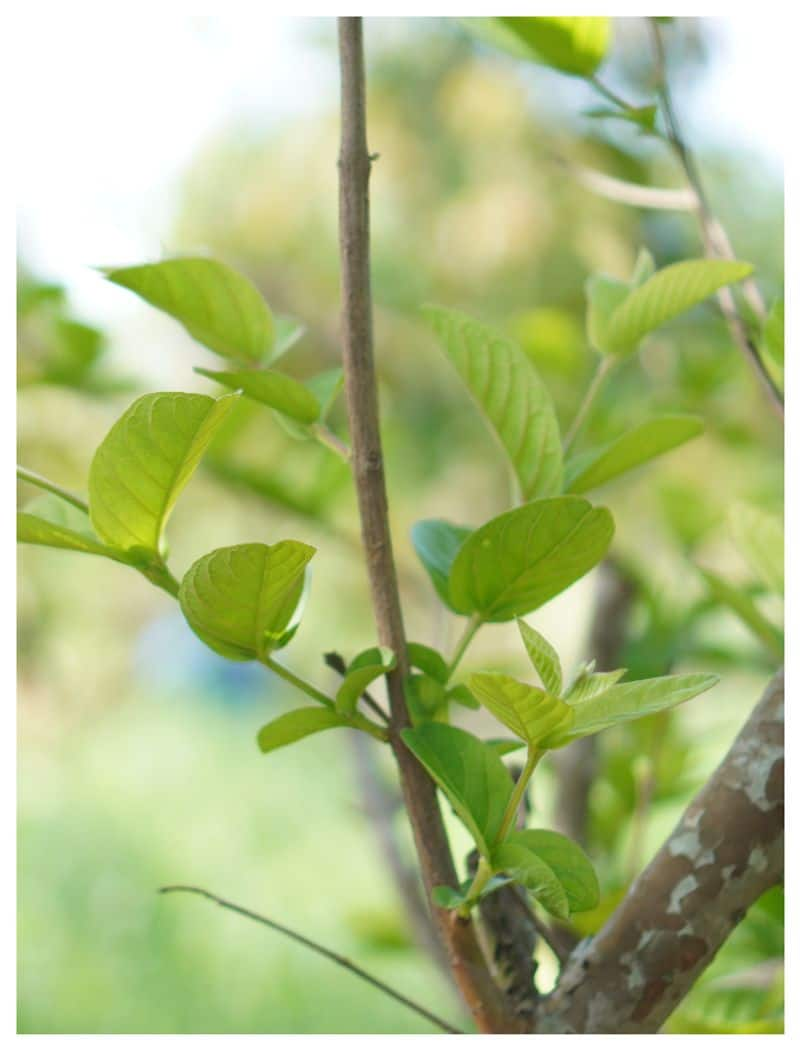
[517,619,562,695]
[495,17,610,76]
[407,642,449,683]
[18,495,126,562]
[565,415,704,494]
[336,647,396,716]
[730,503,784,596]
[88,392,238,557]
[469,672,573,748]
[604,259,754,355]
[491,840,569,919]
[423,306,563,499]
[544,673,719,747]
[499,829,598,912]
[306,368,344,421]
[179,541,315,661]
[446,684,480,710]
[104,257,274,362]
[564,667,627,704]
[400,722,514,857]
[195,366,320,423]
[411,519,471,609]
[449,497,614,622]
[761,298,784,368]
[257,707,349,754]
[586,273,630,353]
[699,568,783,661]
[631,248,656,286]
[485,738,526,757]
[269,316,306,362]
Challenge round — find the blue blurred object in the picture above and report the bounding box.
[133,613,266,708]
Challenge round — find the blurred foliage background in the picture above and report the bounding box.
[18,16,783,1034]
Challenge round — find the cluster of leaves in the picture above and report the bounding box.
[17,236,750,927]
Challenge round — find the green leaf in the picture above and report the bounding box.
[335,647,396,716]
[406,674,447,721]
[498,829,599,912]
[195,367,320,423]
[565,415,704,494]
[411,519,471,609]
[431,885,468,910]
[446,684,480,710]
[730,503,784,595]
[631,248,656,287]
[257,707,350,754]
[585,104,658,134]
[449,497,614,622]
[423,306,563,499]
[543,673,719,748]
[586,273,630,353]
[699,568,783,661]
[496,17,610,76]
[269,316,306,363]
[18,495,126,562]
[469,672,573,748]
[485,738,526,757]
[104,257,274,362]
[491,839,569,919]
[306,368,344,421]
[604,259,754,355]
[88,392,238,558]
[564,667,627,704]
[517,619,562,695]
[179,541,316,661]
[400,723,514,857]
[407,642,449,683]
[761,298,784,368]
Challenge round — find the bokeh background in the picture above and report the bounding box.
[17,16,783,1034]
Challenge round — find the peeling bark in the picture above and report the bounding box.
[538,670,784,1033]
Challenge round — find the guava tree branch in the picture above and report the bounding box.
[336,17,517,1032]
[538,669,784,1034]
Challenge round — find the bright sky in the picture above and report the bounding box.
[16,15,784,325]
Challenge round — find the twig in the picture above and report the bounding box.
[324,650,390,724]
[648,19,783,416]
[17,464,90,514]
[563,356,615,452]
[158,885,461,1034]
[337,17,517,1032]
[549,154,697,212]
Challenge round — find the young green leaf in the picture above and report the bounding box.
[485,738,526,757]
[495,17,610,76]
[449,497,614,622]
[411,519,471,610]
[543,673,719,748]
[400,723,514,857]
[194,367,320,423]
[586,273,629,353]
[761,298,784,369]
[517,619,562,695]
[585,104,658,134]
[491,839,569,919]
[699,568,783,661]
[405,673,448,721]
[306,368,344,421]
[179,541,315,661]
[469,672,573,747]
[407,642,449,683]
[564,667,627,704]
[18,495,127,562]
[431,885,468,910]
[257,707,350,754]
[446,684,480,710]
[335,647,396,716]
[269,316,306,363]
[729,503,784,595]
[498,829,599,912]
[604,259,754,355]
[564,415,704,494]
[88,391,238,557]
[423,306,563,499]
[104,257,275,362]
[631,248,656,287]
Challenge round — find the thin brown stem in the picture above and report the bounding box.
[158,885,462,1033]
[336,17,517,1032]
[648,19,783,416]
